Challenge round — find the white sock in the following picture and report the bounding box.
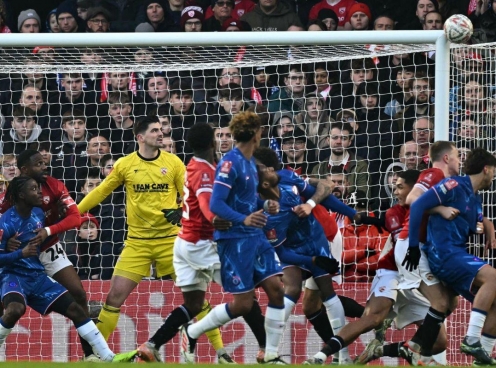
[0,320,13,347]
[264,305,285,360]
[433,350,447,365]
[466,309,487,344]
[481,334,496,355]
[188,303,231,339]
[323,296,350,362]
[283,296,296,322]
[77,319,114,361]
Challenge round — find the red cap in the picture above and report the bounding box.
[80,212,100,229]
[346,3,372,24]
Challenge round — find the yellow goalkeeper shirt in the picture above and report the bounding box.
[78,150,185,240]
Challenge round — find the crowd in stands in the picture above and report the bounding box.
[0,0,495,281]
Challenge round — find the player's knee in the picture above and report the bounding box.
[4,302,25,321]
[302,301,320,318]
[71,289,88,311]
[284,284,301,301]
[364,313,384,331]
[184,300,204,317]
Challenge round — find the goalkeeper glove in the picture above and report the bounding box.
[161,208,182,226]
[356,213,386,233]
[313,256,340,275]
[402,247,421,272]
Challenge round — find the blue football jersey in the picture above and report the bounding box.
[0,206,45,276]
[212,147,262,239]
[426,176,481,254]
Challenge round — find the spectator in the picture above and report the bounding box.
[398,141,424,170]
[403,0,438,30]
[101,71,144,114]
[307,19,326,30]
[250,66,276,105]
[18,9,41,33]
[341,190,386,281]
[204,0,234,31]
[181,6,204,31]
[135,22,155,31]
[280,127,317,176]
[373,14,394,30]
[16,84,50,131]
[0,107,46,156]
[412,116,434,163]
[316,8,338,30]
[0,174,7,194]
[160,136,176,154]
[241,0,302,31]
[327,166,350,203]
[395,73,434,142]
[85,7,111,32]
[423,10,443,30]
[51,110,92,194]
[100,154,117,178]
[308,0,356,29]
[98,0,146,32]
[77,0,96,20]
[453,116,478,151]
[336,108,358,131]
[86,135,111,168]
[313,62,338,101]
[33,141,55,169]
[211,121,234,161]
[57,1,84,33]
[268,65,307,114]
[384,63,416,117]
[144,72,169,114]
[311,122,369,196]
[46,9,60,32]
[0,154,19,181]
[222,18,249,31]
[0,1,10,33]
[75,168,102,203]
[340,58,376,110]
[346,3,372,30]
[269,111,294,156]
[101,92,136,155]
[295,91,331,149]
[204,0,255,20]
[211,84,251,125]
[144,0,180,32]
[379,161,406,213]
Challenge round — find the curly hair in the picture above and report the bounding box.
[5,176,33,204]
[229,111,261,143]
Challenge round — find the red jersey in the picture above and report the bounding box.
[313,204,339,242]
[309,0,357,27]
[377,204,408,271]
[179,157,216,243]
[398,168,445,240]
[0,176,80,251]
[205,0,256,20]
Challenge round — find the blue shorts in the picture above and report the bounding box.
[1,273,68,315]
[425,247,488,303]
[282,232,332,279]
[217,234,283,294]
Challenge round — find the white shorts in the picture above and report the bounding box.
[393,288,430,329]
[173,237,221,292]
[395,238,440,289]
[367,269,399,301]
[39,242,74,277]
[305,231,343,290]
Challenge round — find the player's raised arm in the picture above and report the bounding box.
[45,182,80,237]
[77,159,125,214]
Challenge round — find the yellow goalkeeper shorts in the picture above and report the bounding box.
[114,236,176,279]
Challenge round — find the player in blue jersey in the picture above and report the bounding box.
[403,147,496,365]
[180,111,286,364]
[0,177,137,362]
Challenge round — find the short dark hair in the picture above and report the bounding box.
[78,167,102,192]
[351,58,375,71]
[357,81,379,96]
[13,106,36,119]
[133,115,160,137]
[17,149,40,170]
[187,123,214,152]
[62,109,86,125]
[169,80,193,97]
[330,122,354,136]
[429,141,455,163]
[464,148,496,175]
[218,84,243,100]
[397,169,420,187]
[253,147,282,171]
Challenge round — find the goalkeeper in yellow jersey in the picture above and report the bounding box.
[78,116,234,363]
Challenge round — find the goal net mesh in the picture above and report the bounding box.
[0,40,494,365]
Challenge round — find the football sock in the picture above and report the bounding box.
[198,301,225,352]
[149,305,192,348]
[96,304,120,341]
[188,303,231,340]
[76,318,114,361]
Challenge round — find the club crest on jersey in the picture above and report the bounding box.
[237,9,245,16]
[161,168,168,175]
[292,185,299,195]
[202,173,211,182]
[444,179,458,190]
[220,161,232,174]
[390,216,399,228]
[339,6,346,14]
[266,229,277,242]
[43,196,50,204]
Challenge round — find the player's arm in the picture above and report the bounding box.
[210,182,249,224]
[483,217,496,252]
[409,185,459,220]
[301,182,357,220]
[45,183,81,237]
[274,245,339,275]
[405,186,424,206]
[78,164,124,214]
[0,224,35,265]
[408,189,442,248]
[293,178,332,217]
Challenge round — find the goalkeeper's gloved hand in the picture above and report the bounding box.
[402,247,421,272]
[356,213,386,233]
[161,208,182,226]
[313,256,340,275]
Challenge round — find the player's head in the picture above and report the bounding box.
[464,148,496,190]
[229,111,262,146]
[133,115,163,149]
[187,122,214,153]
[17,149,48,183]
[429,141,459,176]
[5,176,42,207]
[393,170,420,206]
[253,147,282,171]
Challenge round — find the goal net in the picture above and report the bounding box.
[0,33,493,365]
